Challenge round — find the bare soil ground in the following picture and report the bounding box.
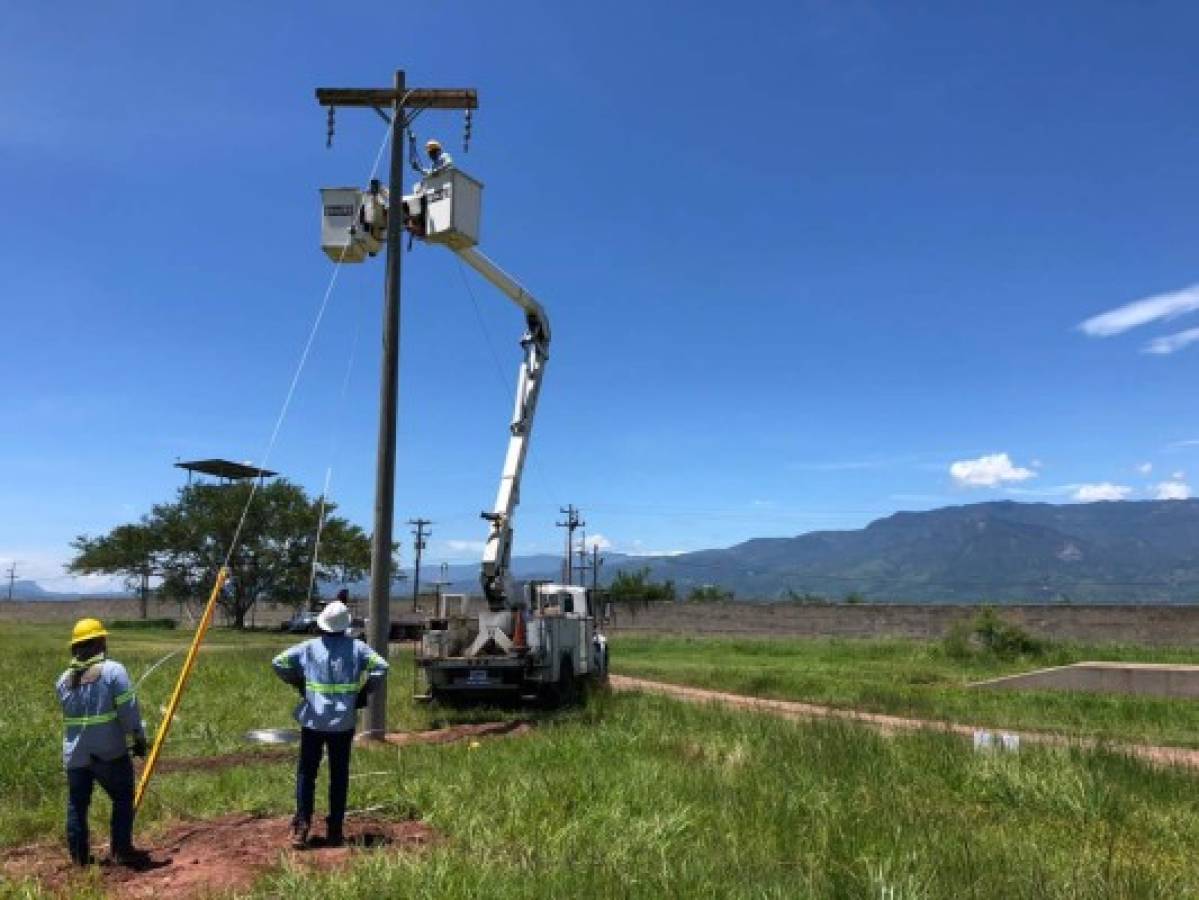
[611,674,1199,770]
[1,813,437,899]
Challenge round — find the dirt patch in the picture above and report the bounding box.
[153,720,534,776]
[379,719,533,747]
[1,813,437,899]
[156,749,291,775]
[611,674,1199,771]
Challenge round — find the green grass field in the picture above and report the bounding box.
[614,634,1199,748]
[4,624,1199,897]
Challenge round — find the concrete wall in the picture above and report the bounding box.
[8,597,1199,647]
[608,601,1199,646]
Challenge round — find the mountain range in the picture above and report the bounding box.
[612,499,1199,603]
[18,499,1199,604]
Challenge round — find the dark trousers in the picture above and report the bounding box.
[66,754,135,864]
[295,727,354,830]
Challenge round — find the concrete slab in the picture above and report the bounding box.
[972,662,1199,698]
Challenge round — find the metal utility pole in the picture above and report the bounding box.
[5,562,17,601]
[315,72,478,738]
[556,505,584,585]
[409,518,432,611]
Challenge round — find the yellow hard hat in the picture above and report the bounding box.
[425,138,442,152]
[70,618,108,646]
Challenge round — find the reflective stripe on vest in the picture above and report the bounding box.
[64,711,119,727]
[306,682,359,694]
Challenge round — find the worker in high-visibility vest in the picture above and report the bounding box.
[421,138,453,175]
[272,599,389,848]
[56,618,148,866]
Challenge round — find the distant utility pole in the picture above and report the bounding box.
[434,561,451,615]
[575,535,592,586]
[591,544,604,592]
[5,562,17,601]
[315,72,477,739]
[556,505,584,585]
[409,518,432,612]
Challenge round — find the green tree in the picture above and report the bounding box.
[687,585,734,603]
[607,567,676,620]
[68,523,161,619]
[70,480,372,628]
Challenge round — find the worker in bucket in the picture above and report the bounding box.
[56,618,149,866]
[271,599,389,849]
[422,138,453,175]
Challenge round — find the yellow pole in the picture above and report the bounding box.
[134,566,229,811]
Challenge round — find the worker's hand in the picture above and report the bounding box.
[294,683,306,699]
[355,686,371,710]
[130,735,148,759]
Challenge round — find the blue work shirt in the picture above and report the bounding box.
[56,658,145,770]
[422,151,453,176]
[272,635,389,733]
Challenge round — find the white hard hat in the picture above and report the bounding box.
[425,138,442,152]
[316,600,351,635]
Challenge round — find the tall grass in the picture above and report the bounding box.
[613,634,1199,746]
[4,625,1199,897]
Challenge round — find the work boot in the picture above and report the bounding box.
[290,818,310,849]
[112,847,151,869]
[324,820,345,848]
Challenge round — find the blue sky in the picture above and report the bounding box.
[2,2,1198,589]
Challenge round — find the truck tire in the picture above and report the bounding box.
[551,654,577,708]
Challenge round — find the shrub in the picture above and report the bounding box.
[972,607,1044,658]
[940,607,1045,660]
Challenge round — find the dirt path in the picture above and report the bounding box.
[1,814,437,899]
[610,674,1199,770]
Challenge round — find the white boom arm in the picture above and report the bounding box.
[452,246,551,610]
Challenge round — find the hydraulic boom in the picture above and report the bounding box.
[452,246,550,610]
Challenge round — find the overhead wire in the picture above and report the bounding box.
[137,118,394,809]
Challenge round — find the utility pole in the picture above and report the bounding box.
[408,518,432,612]
[556,505,583,585]
[591,544,604,592]
[575,535,592,586]
[5,561,17,601]
[435,561,451,616]
[316,72,478,739]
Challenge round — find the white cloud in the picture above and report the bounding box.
[1155,480,1191,501]
[623,540,686,558]
[584,533,613,551]
[1137,462,1153,475]
[1078,283,1199,337]
[444,539,486,556]
[1174,471,1186,481]
[1144,328,1199,356]
[950,453,1036,488]
[1072,483,1132,502]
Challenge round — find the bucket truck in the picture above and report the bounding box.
[319,167,608,703]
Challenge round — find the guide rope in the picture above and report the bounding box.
[135,119,393,811]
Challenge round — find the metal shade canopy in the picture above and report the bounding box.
[175,459,278,482]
